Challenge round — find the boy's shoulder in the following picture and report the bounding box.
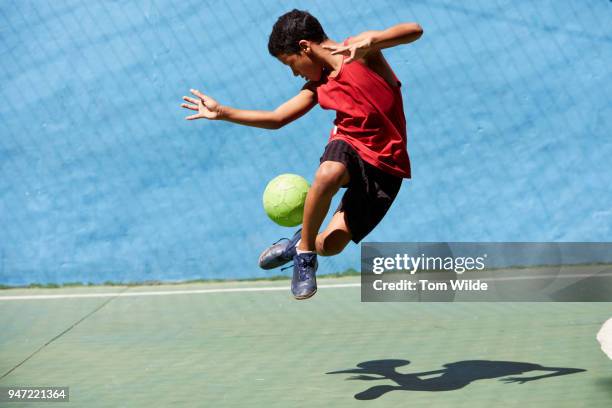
[301,80,320,95]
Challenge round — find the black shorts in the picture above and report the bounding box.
[320,140,403,243]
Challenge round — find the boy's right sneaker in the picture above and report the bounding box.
[258,229,302,270]
[291,252,318,300]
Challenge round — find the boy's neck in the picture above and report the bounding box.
[313,39,344,75]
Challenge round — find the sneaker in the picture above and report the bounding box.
[258,229,302,270]
[291,252,318,300]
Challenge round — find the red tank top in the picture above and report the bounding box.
[316,50,411,179]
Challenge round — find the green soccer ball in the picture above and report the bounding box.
[263,174,310,227]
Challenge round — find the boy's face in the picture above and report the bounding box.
[277,51,323,82]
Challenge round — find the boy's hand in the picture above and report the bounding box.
[323,36,374,64]
[181,89,223,120]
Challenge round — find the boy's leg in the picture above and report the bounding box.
[290,160,349,300]
[258,160,350,270]
[297,161,350,252]
[315,210,352,256]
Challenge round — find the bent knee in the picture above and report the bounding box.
[316,230,351,256]
[314,162,349,192]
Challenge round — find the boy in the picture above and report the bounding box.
[181,10,423,300]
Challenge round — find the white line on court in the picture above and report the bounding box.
[0,283,361,301]
[1,270,611,302]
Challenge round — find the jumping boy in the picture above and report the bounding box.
[181,10,423,300]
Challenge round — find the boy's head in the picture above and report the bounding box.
[268,9,329,82]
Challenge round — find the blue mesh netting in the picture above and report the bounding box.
[1,0,610,285]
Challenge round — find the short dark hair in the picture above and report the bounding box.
[268,9,328,57]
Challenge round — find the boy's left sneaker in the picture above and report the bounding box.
[291,252,318,300]
[258,229,301,270]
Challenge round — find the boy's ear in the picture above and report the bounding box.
[298,39,310,53]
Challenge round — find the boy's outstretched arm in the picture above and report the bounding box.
[324,23,423,63]
[181,87,317,130]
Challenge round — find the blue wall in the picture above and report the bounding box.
[1,1,610,285]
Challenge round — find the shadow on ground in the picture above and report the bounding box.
[595,377,612,398]
[327,359,586,400]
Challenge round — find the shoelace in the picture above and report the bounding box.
[272,237,289,246]
[281,257,315,281]
[298,257,316,281]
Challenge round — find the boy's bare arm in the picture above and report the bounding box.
[363,23,424,52]
[324,23,423,63]
[181,87,317,130]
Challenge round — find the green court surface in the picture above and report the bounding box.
[1,278,611,407]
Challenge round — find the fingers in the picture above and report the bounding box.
[324,44,349,55]
[181,103,198,111]
[182,96,199,105]
[181,96,200,111]
[183,89,210,120]
[345,48,357,64]
[330,46,349,55]
[190,88,207,101]
[185,113,201,120]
